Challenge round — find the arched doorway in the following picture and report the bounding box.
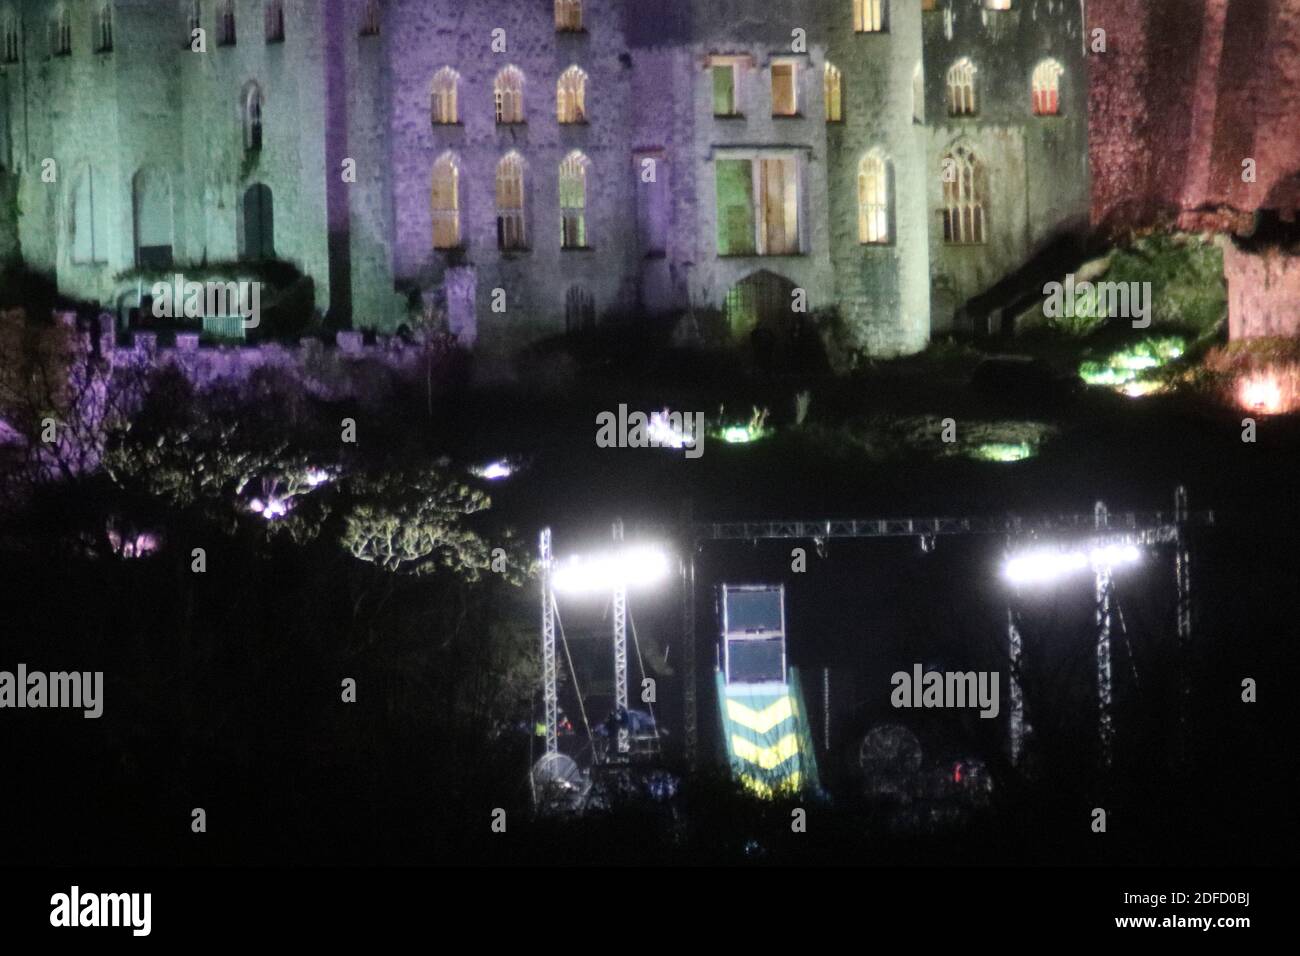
[724,269,798,339]
[241,183,274,260]
[133,168,174,269]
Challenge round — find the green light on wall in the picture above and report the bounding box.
[1079,337,1185,390]
[714,407,772,445]
[967,441,1035,463]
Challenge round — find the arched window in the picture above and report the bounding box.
[942,145,985,244]
[94,3,113,53]
[824,63,842,122]
[559,151,589,249]
[241,183,274,259]
[557,66,587,124]
[495,65,524,124]
[51,5,72,56]
[243,83,264,152]
[857,150,890,244]
[360,0,380,37]
[68,167,109,264]
[1032,59,1063,116]
[431,153,461,250]
[496,152,527,250]
[217,0,236,46]
[265,0,285,43]
[947,58,976,116]
[2,8,20,64]
[853,0,886,33]
[431,67,459,125]
[555,0,582,32]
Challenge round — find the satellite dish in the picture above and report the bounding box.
[531,753,588,812]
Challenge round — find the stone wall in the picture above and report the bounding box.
[925,0,1091,332]
[1087,0,1300,233]
[1223,242,1300,341]
[2,0,1095,357]
[100,323,436,403]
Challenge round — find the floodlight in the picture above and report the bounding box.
[249,497,289,520]
[1241,375,1284,415]
[472,459,514,481]
[1003,542,1141,585]
[550,544,671,596]
[647,412,691,450]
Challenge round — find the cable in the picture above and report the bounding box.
[627,606,661,742]
[553,596,595,754]
[1111,586,1141,690]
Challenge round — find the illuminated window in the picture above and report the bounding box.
[858,150,889,244]
[714,155,800,256]
[51,5,72,56]
[853,0,886,33]
[557,65,587,124]
[711,59,742,117]
[555,0,582,32]
[824,62,842,122]
[495,65,525,124]
[94,3,113,53]
[431,153,461,250]
[947,58,976,116]
[757,158,799,254]
[243,83,264,153]
[2,8,20,64]
[265,0,285,43]
[360,0,380,37]
[771,61,798,116]
[431,67,459,125]
[217,0,235,46]
[942,145,985,244]
[1032,59,1063,116]
[985,0,1012,9]
[559,151,589,249]
[496,152,527,250]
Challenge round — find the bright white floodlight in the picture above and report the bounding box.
[550,544,671,596]
[1004,543,1141,585]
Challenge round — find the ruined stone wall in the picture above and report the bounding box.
[827,0,928,355]
[388,0,643,349]
[925,0,1091,332]
[1,0,355,323]
[1088,0,1300,233]
[685,0,835,334]
[1223,242,1300,340]
[0,0,1094,357]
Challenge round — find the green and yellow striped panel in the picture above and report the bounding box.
[716,668,821,797]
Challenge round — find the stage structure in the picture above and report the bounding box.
[682,487,1214,773]
[715,584,821,796]
[532,523,669,798]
